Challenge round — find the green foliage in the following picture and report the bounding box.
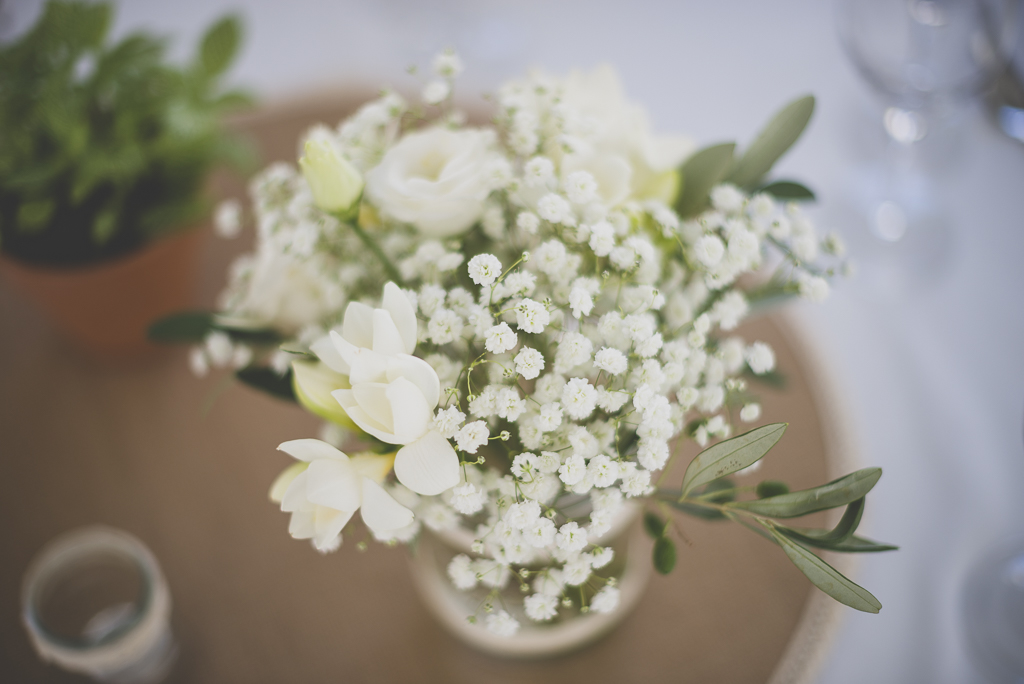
[767,524,882,613]
[643,512,666,539]
[726,95,816,189]
[757,180,816,201]
[680,422,787,497]
[756,480,790,498]
[0,1,256,266]
[653,536,677,575]
[147,311,216,343]
[731,468,882,518]
[659,427,895,613]
[236,366,296,402]
[674,143,736,218]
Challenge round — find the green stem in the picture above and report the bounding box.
[348,221,403,284]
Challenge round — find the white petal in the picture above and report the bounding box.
[353,383,394,432]
[386,355,441,409]
[278,438,348,463]
[305,459,361,511]
[383,282,417,354]
[394,430,461,495]
[333,330,388,384]
[372,309,406,356]
[311,333,350,374]
[280,470,311,513]
[342,301,374,349]
[349,453,396,483]
[332,390,400,444]
[313,506,354,550]
[385,377,431,443]
[270,462,308,504]
[288,508,316,539]
[360,478,414,533]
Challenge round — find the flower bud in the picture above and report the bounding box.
[299,139,364,215]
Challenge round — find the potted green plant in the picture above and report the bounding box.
[0,0,254,356]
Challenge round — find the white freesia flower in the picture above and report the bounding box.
[365,127,502,238]
[311,283,460,496]
[271,439,413,551]
[299,136,364,215]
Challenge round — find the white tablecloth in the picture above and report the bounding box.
[6,1,1023,681]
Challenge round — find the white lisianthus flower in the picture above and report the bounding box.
[271,439,413,552]
[310,283,460,496]
[365,127,501,238]
[299,137,364,215]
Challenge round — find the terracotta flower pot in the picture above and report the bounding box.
[0,228,204,358]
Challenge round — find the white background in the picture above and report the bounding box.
[4,1,1024,681]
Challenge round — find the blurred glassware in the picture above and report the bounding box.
[835,0,1016,251]
[22,526,176,684]
[963,538,1024,683]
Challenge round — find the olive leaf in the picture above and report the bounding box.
[680,423,787,498]
[768,525,882,613]
[758,180,816,201]
[674,142,736,218]
[727,95,815,189]
[756,480,790,498]
[730,468,881,518]
[148,311,216,343]
[236,366,296,402]
[643,512,666,539]
[653,536,677,575]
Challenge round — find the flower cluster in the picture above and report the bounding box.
[198,53,848,635]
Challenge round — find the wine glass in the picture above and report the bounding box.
[833,0,1016,286]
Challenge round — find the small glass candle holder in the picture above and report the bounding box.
[21,526,177,684]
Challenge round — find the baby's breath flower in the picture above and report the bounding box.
[740,403,762,422]
[516,298,550,334]
[456,421,490,453]
[746,342,776,374]
[468,253,503,286]
[524,593,559,622]
[484,322,518,354]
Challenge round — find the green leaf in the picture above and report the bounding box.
[653,537,676,575]
[669,501,726,521]
[16,200,55,232]
[777,497,864,550]
[199,15,242,77]
[768,525,882,613]
[820,535,900,553]
[681,423,787,498]
[727,95,815,189]
[236,366,296,402]
[699,478,737,502]
[674,142,736,218]
[758,180,816,201]
[756,480,790,498]
[148,311,216,343]
[91,208,117,245]
[731,468,882,518]
[643,512,666,539]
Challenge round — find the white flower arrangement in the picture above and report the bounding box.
[157,50,892,635]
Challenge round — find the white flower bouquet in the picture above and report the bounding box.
[153,50,893,639]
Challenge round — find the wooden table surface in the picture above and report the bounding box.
[0,97,849,684]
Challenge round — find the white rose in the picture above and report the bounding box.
[364,127,500,238]
[560,66,694,202]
